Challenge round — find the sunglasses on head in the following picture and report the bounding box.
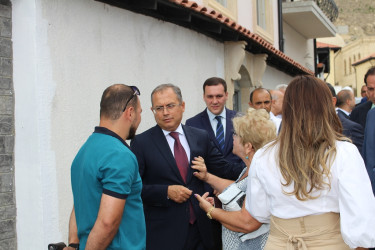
[122,86,140,112]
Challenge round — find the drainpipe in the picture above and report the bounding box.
[278,0,284,52]
[314,39,317,76]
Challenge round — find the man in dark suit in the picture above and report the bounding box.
[363,108,375,196]
[185,77,242,249]
[350,66,375,129]
[131,84,244,250]
[336,89,364,153]
[186,77,242,164]
[363,109,375,250]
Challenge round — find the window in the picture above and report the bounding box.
[358,53,361,60]
[257,0,266,30]
[216,0,227,6]
[204,0,237,21]
[252,0,274,44]
[349,58,352,74]
[344,60,347,75]
[353,55,356,63]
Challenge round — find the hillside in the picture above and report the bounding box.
[334,0,375,42]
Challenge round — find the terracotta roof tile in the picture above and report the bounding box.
[353,52,375,65]
[168,0,314,75]
[317,41,341,49]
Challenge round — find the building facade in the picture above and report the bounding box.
[4,0,337,248]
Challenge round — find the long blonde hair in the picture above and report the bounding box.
[276,76,344,201]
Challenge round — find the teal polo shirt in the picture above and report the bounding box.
[71,127,146,250]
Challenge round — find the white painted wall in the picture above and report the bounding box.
[283,21,315,72]
[262,65,294,89]
[13,0,224,248]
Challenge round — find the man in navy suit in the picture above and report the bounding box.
[363,108,375,250]
[336,89,364,153]
[186,77,242,164]
[185,77,242,249]
[363,108,375,196]
[131,84,244,250]
[351,66,375,129]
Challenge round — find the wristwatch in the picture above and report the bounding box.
[206,207,215,220]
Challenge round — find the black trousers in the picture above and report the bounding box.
[183,222,207,250]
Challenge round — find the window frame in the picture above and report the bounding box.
[252,0,274,44]
[203,0,238,21]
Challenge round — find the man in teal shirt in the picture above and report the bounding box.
[67,84,145,250]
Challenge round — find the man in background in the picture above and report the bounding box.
[186,77,242,164]
[186,77,242,249]
[336,88,364,153]
[351,66,375,129]
[270,89,284,119]
[249,87,281,133]
[275,83,288,94]
[359,85,368,104]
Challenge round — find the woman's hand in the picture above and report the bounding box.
[194,192,214,213]
[206,196,215,206]
[191,156,208,182]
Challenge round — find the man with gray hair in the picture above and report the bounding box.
[270,89,284,119]
[336,88,364,153]
[275,83,288,94]
[131,84,244,250]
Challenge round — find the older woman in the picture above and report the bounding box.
[246,75,375,249]
[193,108,276,250]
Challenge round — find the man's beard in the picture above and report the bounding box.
[127,124,137,140]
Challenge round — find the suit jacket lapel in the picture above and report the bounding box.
[182,125,197,184]
[201,109,221,151]
[150,125,185,183]
[224,108,234,154]
[338,109,350,119]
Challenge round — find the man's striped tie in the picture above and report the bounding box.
[215,116,225,151]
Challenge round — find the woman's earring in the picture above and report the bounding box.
[245,156,249,159]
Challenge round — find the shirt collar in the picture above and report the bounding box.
[94,126,130,148]
[206,107,226,121]
[162,123,184,137]
[337,107,350,116]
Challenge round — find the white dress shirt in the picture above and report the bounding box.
[162,124,191,162]
[206,108,226,138]
[269,112,281,134]
[336,107,350,116]
[246,141,375,248]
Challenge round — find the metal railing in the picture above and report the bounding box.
[283,0,338,22]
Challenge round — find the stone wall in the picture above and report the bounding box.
[0,0,16,249]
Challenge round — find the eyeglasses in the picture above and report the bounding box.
[152,103,179,114]
[122,86,140,112]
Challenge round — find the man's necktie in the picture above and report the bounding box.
[169,132,196,224]
[215,116,225,151]
[169,132,188,182]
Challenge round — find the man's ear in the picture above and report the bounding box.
[124,106,135,120]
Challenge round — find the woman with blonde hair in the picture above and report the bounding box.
[246,75,375,249]
[193,108,276,250]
